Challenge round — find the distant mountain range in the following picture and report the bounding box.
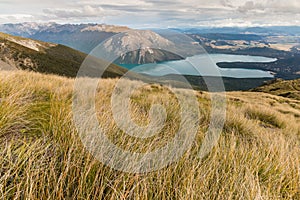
[0,22,130,54]
[172,26,300,36]
[0,31,273,91]
[1,22,300,89]
[1,23,300,65]
[0,22,130,38]
[0,23,183,64]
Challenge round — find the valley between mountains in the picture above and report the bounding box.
[0,22,299,199]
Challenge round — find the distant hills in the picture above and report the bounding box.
[0,23,183,64]
[172,26,300,36]
[0,32,274,91]
[0,32,127,77]
[0,22,130,38]
[1,23,300,91]
[0,22,130,54]
[252,79,300,100]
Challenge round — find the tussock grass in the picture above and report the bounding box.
[245,107,286,129]
[252,79,300,101]
[0,71,299,199]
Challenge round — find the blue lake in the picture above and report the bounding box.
[120,54,277,78]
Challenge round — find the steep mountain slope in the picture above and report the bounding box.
[0,23,183,64]
[0,32,127,77]
[0,23,131,54]
[30,23,131,54]
[103,30,183,64]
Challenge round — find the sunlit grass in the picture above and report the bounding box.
[0,71,299,199]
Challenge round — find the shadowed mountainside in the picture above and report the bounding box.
[0,32,127,77]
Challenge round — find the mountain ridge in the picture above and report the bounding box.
[0,23,131,54]
[0,23,185,64]
[0,32,127,77]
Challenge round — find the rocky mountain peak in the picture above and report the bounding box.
[101,30,182,64]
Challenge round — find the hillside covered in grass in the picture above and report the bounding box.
[0,32,127,77]
[0,71,299,199]
[252,79,300,101]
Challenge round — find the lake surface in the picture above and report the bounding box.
[120,54,277,78]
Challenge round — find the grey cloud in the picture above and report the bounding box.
[43,9,82,18]
[1,0,300,27]
[144,0,183,6]
[237,1,265,13]
[228,0,300,14]
[220,0,235,8]
[43,6,106,19]
[0,1,13,4]
[101,4,152,12]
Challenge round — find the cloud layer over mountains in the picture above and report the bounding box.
[0,0,299,27]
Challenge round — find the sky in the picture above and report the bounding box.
[0,0,300,28]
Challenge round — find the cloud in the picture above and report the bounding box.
[0,0,300,27]
[267,0,300,14]
[237,1,265,13]
[0,14,35,22]
[220,0,234,8]
[224,0,300,14]
[43,6,106,19]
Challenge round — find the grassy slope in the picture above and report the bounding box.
[252,79,300,100]
[0,70,299,199]
[0,32,127,78]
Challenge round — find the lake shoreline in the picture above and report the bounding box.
[120,54,277,78]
